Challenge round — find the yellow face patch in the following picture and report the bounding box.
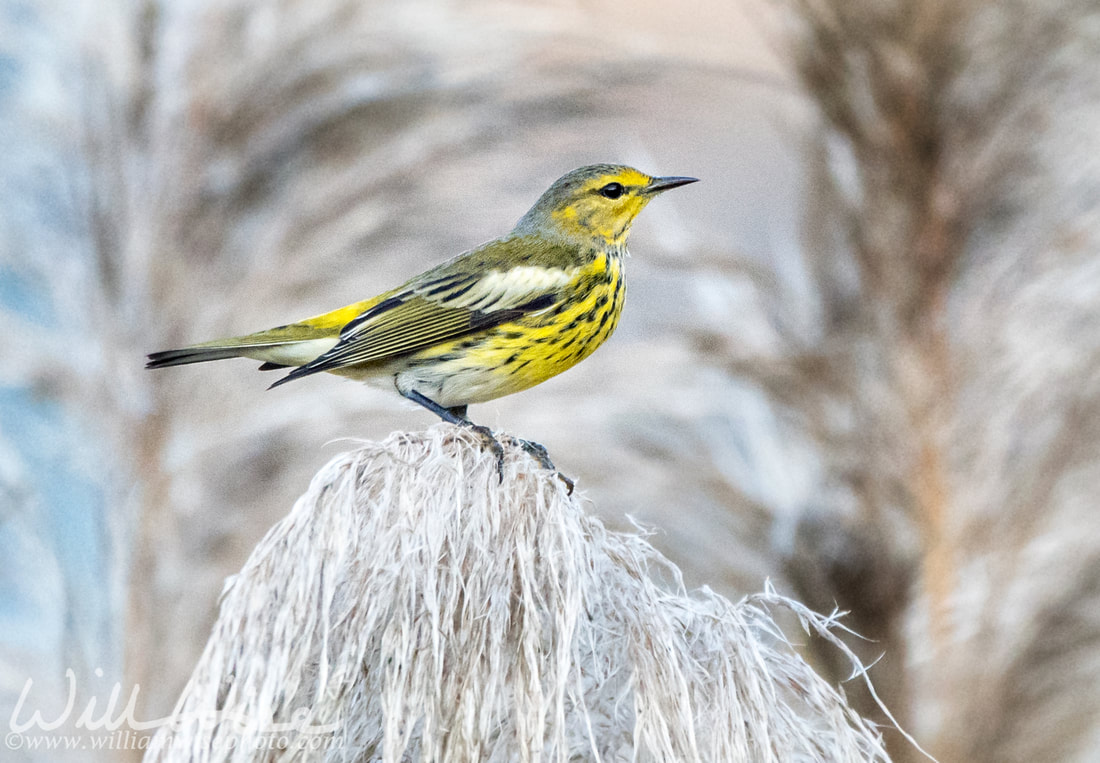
[548,169,657,246]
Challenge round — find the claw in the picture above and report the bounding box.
[556,472,575,495]
[519,439,554,468]
[469,423,505,483]
[519,439,575,495]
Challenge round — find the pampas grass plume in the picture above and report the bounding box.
[145,427,895,762]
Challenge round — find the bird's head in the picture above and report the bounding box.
[514,164,697,248]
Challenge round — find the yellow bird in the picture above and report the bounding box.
[148,164,696,472]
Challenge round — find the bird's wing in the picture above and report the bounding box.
[269,241,576,387]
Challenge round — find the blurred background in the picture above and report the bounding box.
[3,0,1100,760]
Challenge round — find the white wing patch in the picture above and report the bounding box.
[438,266,575,311]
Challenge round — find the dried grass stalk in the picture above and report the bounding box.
[145,427,893,762]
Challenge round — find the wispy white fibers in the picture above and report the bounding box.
[146,426,893,762]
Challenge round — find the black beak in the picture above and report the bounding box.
[645,176,698,194]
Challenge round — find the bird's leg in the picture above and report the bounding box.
[517,439,575,495]
[403,390,504,481]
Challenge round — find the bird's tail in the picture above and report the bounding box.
[146,345,254,368]
[146,297,379,373]
[146,335,340,371]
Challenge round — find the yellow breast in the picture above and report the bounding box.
[402,253,625,407]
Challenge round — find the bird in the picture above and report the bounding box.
[147,164,697,479]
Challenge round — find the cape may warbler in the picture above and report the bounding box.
[148,164,696,461]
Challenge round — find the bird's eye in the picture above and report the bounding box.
[598,182,624,199]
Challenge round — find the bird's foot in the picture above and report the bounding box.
[518,439,575,495]
[519,438,556,470]
[467,423,505,483]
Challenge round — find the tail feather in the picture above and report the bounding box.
[146,347,245,369]
[147,336,339,371]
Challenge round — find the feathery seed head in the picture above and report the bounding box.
[514,164,697,248]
